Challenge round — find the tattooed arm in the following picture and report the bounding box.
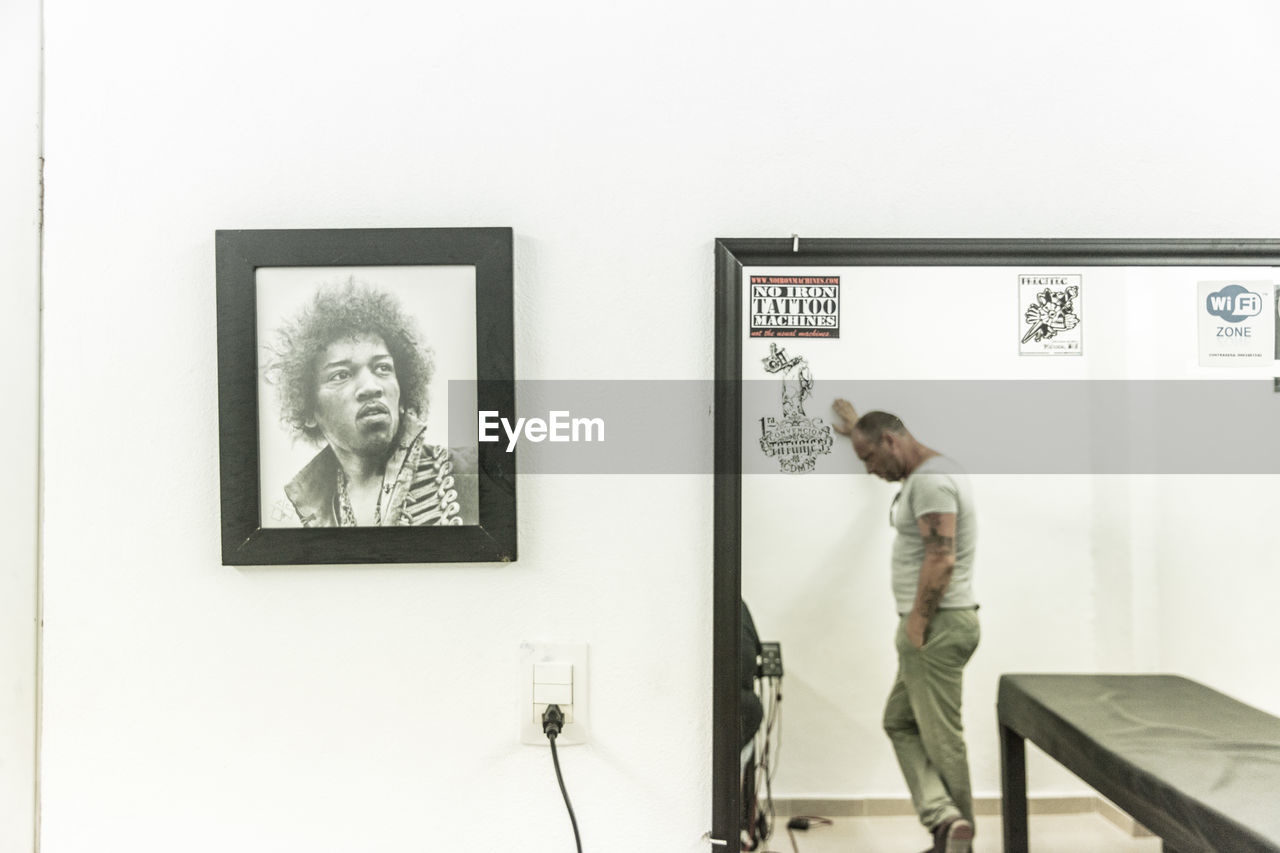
[907,511,957,649]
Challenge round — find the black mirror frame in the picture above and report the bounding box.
[712,237,1280,846]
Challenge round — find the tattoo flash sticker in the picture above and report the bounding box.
[749,275,840,338]
[1019,274,1082,356]
[758,343,834,473]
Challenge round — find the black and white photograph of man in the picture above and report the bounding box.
[256,266,479,528]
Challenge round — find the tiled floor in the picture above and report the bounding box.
[752,812,1162,853]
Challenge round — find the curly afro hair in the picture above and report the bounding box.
[264,278,435,444]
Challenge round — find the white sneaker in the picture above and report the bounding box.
[943,817,974,853]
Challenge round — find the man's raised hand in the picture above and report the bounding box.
[831,398,858,435]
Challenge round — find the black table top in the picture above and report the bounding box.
[998,674,1280,853]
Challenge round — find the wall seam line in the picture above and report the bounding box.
[35,0,46,850]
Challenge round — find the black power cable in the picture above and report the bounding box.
[785,816,833,853]
[542,704,583,853]
[755,673,783,841]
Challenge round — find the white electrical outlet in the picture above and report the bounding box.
[519,642,588,745]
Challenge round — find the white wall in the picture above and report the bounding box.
[27,1,1280,852]
[1,0,41,851]
[1152,477,1280,708]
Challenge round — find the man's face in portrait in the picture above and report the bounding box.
[306,332,402,459]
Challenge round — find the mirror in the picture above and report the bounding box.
[712,239,1280,847]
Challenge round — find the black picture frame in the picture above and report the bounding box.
[216,227,516,566]
[711,238,1280,846]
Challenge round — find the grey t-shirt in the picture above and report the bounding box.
[890,454,977,615]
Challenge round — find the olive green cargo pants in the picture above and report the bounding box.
[883,608,981,830]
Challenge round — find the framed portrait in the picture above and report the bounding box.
[711,239,1280,847]
[216,227,516,565]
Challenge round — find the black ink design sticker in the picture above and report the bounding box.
[758,343,834,473]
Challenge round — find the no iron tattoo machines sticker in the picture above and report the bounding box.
[750,275,840,338]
